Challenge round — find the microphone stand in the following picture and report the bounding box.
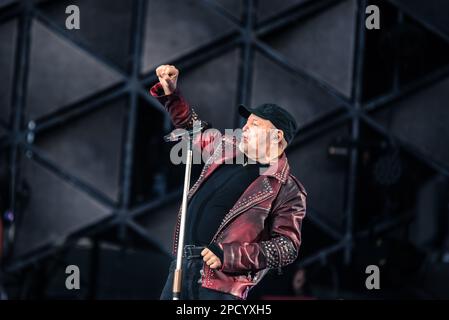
[172,134,192,300]
[164,120,207,300]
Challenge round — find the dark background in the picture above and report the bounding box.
[0,0,449,299]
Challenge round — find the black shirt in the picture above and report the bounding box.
[185,155,269,250]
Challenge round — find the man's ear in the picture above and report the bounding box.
[274,129,284,143]
[271,130,279,143]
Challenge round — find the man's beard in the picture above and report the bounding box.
[238,139,259,162]
[238,139,246,154]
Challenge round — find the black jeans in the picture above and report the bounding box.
[160,258,240,300]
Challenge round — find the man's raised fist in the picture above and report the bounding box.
[155,64,179,95]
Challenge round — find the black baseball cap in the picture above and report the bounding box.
[238,103,298,144]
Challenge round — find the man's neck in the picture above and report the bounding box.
[238,144,283,165]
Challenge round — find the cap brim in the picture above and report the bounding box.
[238,104,252,119]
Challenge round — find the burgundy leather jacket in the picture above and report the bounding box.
[150,83,307,299]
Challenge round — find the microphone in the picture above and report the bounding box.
[163,121,209,142]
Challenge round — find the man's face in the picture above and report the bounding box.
[239,114,282,161]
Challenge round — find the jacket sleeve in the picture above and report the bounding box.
[218,177,307,273]
[149,82,221,161]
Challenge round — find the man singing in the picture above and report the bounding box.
[151,65,307,300]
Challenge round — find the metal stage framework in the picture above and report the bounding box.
[0,0,448,297]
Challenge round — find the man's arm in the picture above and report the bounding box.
[150,64,198,130]
[150,82,194,129]
[150,65,221,160]
[216,177,307,273]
